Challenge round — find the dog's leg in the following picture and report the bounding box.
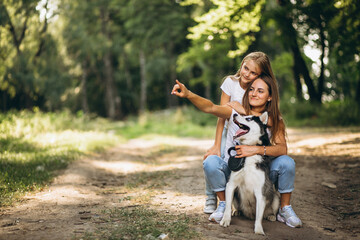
[220,177,236,227]
[269,193,280,221]
[232,189,241,216]
[254,190,266,235]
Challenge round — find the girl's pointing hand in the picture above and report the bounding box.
[171,80,190,98]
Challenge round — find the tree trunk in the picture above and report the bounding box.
[292,64,303,101]
[355,68,360,104]
[101,7,121,119]
[165,43,178,108]
[205,83,211,100]
[2,91,7,112]
[139,50,147,114]
[276,0,321,103]
[81,60,89,113]
[317,22,326,102]
[291,43,320,103]
[3,5,28,55]
[122,52,132,89]
[103,51,116,119]
[167,62,178,108]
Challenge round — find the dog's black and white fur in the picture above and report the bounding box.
[219,112,279,235]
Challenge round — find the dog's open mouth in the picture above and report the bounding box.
[233,117,250,140]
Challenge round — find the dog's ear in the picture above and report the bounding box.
[259,112,268,125]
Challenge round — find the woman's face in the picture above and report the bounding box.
[240,60,260,84]
[248,78,272,108]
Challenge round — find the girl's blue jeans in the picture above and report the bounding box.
[203,154,296,196]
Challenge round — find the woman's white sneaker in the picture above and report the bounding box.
[203,196,217,214]
[277,205,303,228]
[208,201,225,223]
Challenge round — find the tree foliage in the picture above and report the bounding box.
[186,0,265,58]
[0,0,359,121]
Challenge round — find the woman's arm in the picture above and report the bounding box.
[203,91,230,159]
[171,80,232,119]
[234,119,287,158]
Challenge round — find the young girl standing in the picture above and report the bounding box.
[203,52,277,214]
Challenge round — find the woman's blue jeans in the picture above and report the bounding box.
[203,154,296,196]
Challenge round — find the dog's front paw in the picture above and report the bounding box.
[254,226,265,235]
[220,215,231,227]
[266,214,276,222]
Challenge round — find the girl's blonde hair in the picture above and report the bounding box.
[230,51,277,89]
[242,74,285,144]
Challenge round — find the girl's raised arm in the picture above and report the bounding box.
[171,80,232,119]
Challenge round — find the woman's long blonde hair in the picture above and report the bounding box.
[242,74,285,144]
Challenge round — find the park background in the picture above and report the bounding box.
[1,0,359,125]
[0,0,359,239]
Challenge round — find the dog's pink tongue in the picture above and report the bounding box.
[235,128,247,136]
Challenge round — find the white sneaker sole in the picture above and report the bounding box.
[208,216,221,223]
[277,213,302,228]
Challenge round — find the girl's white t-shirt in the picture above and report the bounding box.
[220,76,245,104]
[220,76,246,131]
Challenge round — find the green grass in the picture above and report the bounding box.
[0,109,121,206]
[117,106,217,140]
[79,206,200,240]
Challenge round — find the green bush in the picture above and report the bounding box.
[281,99,360,127]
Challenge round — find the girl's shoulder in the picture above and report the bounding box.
[222,76,235,83]
[222,75,240,88]
[227,75,240,82]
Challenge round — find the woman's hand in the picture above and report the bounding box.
[226,101,246,115]
[171,80,190,98]
[203,145,221,160]
[235,145,260,158]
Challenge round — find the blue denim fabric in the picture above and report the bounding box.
[203,155,231,196]
[269,155,296,193]
[220,126,228,159]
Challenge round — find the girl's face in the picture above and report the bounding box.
[248,78,272,108]
[240,60,261,84]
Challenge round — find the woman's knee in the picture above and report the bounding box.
[280,155,295,173]
[271,156,296,193]
[203,155,222,174]
[273,155,295,173]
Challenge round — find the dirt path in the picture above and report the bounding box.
[0,129,359,239]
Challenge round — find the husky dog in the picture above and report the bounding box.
[220,112,280,235]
